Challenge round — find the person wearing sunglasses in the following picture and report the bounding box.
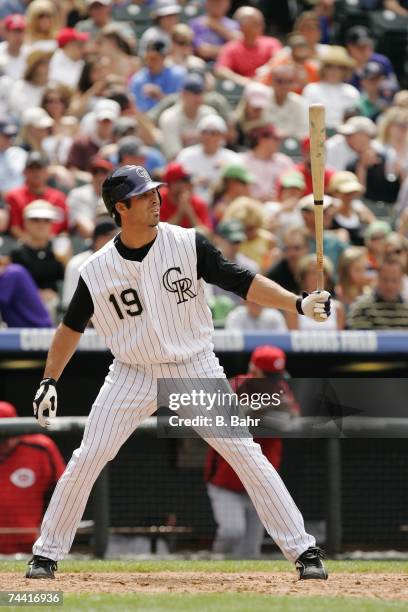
[168,23,206,73]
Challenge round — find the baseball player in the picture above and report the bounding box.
[26,165,330,581]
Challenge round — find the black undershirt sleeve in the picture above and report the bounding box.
[62,276,94,333]
[195,232,256,299]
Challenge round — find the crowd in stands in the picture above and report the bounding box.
[1,0,408,332]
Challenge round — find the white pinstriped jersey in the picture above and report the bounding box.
[79,222,214,365]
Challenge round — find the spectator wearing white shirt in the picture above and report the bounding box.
[267,64,309,140]
[62,217,117,310]
[67,156,113,238]
[239,123,294,201]
[159,73,216,160]
[302,46,359,130]
[0,14,27,81]
[225,300,288,331]
[8,49,52,118]
[49,29,89,89]
[177,114,240,203]
[0,121,26,195]
[326,115,377,171]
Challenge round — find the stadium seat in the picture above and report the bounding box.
[369,11,408,84]
[215,79,244,108]
[332,0,371,44]
[112,4,152,39]
[280,137,301,161]
[363,198,394,223]
[180,1,206,22]
[112,3,151,24]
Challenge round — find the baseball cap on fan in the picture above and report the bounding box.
[215,219,246,244]
[361,61,386,80]
[0,402,17,418]
[22,107,54,130]
[56,28,89,48]
[243,82,271,109]
[4,14,26,31]
[329,171,364,195]
[25,151,49,169]
[0,120,18,138]
[345,26,373,47]
[198,114,227,133]
[23,199,57,220]
[250,346,286,374]
[338,116,377,137]
[183,73,205,94]
[163,162,190,183]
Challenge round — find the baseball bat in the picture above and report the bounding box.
[309,103,326,292]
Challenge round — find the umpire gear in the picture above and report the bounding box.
[102,165,164,217]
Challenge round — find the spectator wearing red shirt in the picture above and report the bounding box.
[160,162,211,233]
[215,6,282,87]
[205,345,299,558]
[5,152,68,241]
[295,137,335,196]
[0,402,65,554]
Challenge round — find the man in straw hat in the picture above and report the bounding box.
[302,46,359,129]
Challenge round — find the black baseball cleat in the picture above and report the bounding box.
[25,555,57,579]
[295,546,328,580]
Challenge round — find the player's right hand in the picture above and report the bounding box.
[300,291,331,322]
[33,378,58,428]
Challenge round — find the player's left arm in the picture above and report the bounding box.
[196,232,330,320]
[248,274,330,320]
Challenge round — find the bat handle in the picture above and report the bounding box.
[316,270,324,292]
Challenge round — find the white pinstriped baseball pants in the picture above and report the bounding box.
[33,351,315,562]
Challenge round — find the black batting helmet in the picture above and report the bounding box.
[102,165,165,218]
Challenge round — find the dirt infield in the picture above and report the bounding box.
[2,572,408,600]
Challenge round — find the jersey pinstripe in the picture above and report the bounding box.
[79,223,214,365]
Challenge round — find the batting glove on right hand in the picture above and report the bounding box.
[33,378,58,428]
[298,291,331,322]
